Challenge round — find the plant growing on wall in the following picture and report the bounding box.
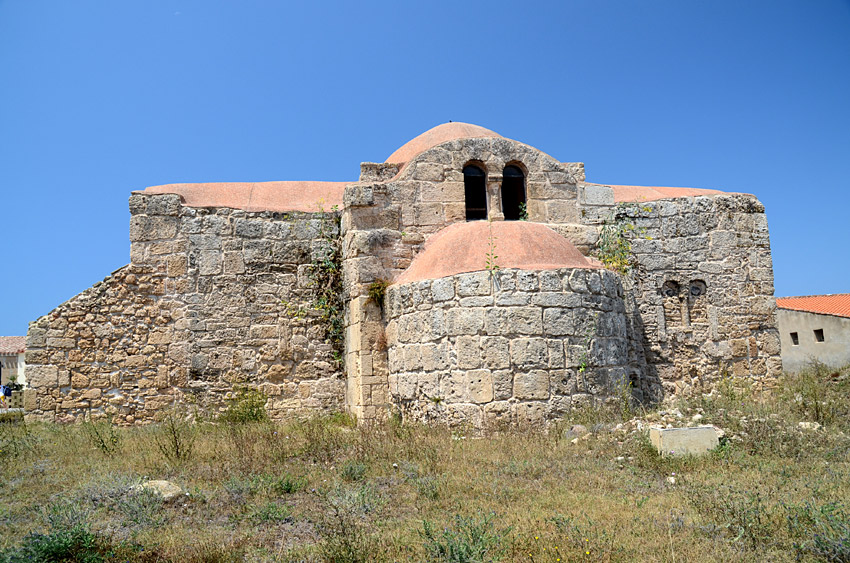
[595,202,651,274]
[485,220,500,273]
[310,200,344,365]
[367,279,390,314]
[518,201,528,221]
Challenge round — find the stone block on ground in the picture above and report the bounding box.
[649,425,719,456]
[134,480,184,502]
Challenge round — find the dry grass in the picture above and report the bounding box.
[1,363,848,562]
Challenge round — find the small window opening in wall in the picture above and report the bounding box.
[463,164,487,220]
[790,332,799,346]
[662,280,680,297]
[689,280,706,297]
[501,165,527,221]
[814,329,825,342]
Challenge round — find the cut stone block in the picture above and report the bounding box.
[649,426,719,456]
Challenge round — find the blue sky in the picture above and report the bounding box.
[1,0,848,336]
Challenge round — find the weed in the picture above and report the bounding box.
[81,415,121,457]
[341,459,368,482]
[422,512,511,562]
[415,475,441,501]
[116,487,167,528]
[249,501,291,524]
[548,513,622,561]
[686,484,779,550]
[368,278,390,313]
[317,484,381,563]
[485,219,500,273]
[151,408,196,464]
[786,500,850,561]
[301,413,351,463]
[0,422,36,461]
[595,202,651,274]
[219,387,268,424]
[0,502,122,563]
[782,362,844,427]
[310,200,344,365]
[518,201,528,221]
[272,473,306,495]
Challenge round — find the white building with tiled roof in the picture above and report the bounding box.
[776,294,850,372]
[0,336,26,387]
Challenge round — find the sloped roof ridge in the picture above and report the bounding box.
[776,293,850,319]
[0,336,26,354]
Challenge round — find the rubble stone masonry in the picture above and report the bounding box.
[26,194,343,423]
[25,126,781,427]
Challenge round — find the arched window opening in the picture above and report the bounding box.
[463,165,488,220]
[501,165,526,220]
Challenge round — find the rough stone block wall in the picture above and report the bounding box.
[384,268,629,428]
[595,194,782,401]
[25,194,343,423]
[341,137,588,420]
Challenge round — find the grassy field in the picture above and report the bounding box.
[1,365,848,562]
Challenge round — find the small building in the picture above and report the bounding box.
[776,294,850,372]
[0,336,27,387]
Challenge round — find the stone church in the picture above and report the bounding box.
[25,123,781,426]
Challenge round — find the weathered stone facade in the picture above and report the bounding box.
[26,194,343,423]
[386,269,629,427]
[27,122,782,427]
[615,195,781,401]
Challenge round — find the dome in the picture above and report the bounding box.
[395,221,599,285]
[385,122,501,164]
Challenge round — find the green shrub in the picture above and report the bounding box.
[787,500,850,561]
[220,387,268,424]
[421,512,510,563]
[0,503,131,563]
[341,460,367,482]
[249,501,291,524]
[272,473,306,495]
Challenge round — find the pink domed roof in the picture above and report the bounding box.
[385,122,501,164]
[395,221,599,285]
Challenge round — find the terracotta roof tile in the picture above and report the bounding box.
[0,336,26,355]
[776,294,850,319]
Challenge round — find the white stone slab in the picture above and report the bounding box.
[649,425,719,456]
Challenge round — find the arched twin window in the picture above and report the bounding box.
[501,165,526,220]
[463,165,488,220]
[463,163,527,221]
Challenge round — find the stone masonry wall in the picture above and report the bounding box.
[342,137,590,420]
[578,193,782,402]
[26,193,343,423]
[385,268,630,428]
